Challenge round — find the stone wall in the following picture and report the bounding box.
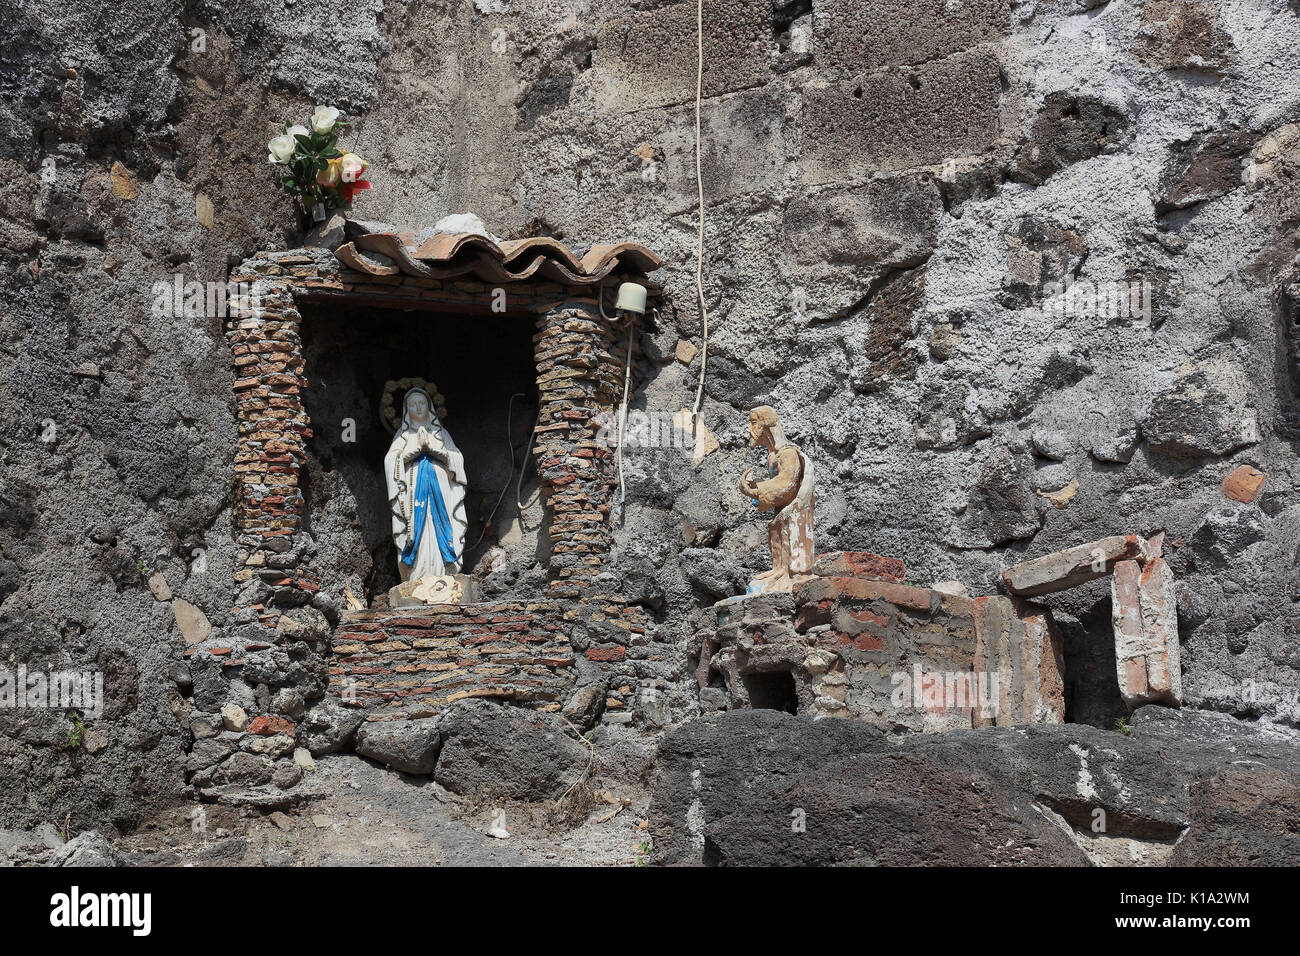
[4,0,1300,831]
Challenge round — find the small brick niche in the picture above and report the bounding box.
[214,227,665,733]
[693,551,1067,732]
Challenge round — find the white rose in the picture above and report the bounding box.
[267,134,295,164]
[287,124,310,140]
[311,106,341,134]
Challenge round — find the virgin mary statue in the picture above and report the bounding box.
[384,386,468,582]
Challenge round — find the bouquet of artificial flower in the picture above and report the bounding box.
[267,105,371,222]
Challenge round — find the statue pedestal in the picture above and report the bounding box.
[387,574,478,608]
[745,572,815,596]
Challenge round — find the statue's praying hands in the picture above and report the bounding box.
[401,426,450,467]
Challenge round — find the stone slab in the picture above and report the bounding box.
[387,573,478,608]
[800,49,1002,183]
[816,0,1010,77]
[591,0,768,114]
[1002,534,1142,596]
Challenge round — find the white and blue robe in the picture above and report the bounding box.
[384,418,468,581]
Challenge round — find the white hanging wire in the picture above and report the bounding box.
[599,280,637,516]
[470,391,533,554]
[617,317,634,509]
[690,0,709,435]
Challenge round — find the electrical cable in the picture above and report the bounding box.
[616,316,634,511]
[468,391,534,554]
[598,280,637,520]
[517,404,542,515]
[690,0,709,434]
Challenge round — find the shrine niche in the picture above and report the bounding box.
[211,221,665,736]
[297,307,540,606]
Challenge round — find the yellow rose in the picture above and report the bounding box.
[316,157,342,187]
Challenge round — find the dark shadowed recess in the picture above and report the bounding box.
[299,303,540,597]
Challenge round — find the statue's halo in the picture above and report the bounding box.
[381,377,448,433]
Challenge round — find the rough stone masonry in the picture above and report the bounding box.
[0,0,1298,859]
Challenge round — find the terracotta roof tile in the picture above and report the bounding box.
[336,220,662,284]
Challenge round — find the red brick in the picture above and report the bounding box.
[811,551,905,582]
[247,715,295,736]
[1111,557,1181,707]
[797,575,937,613]
[1220,465,1266,503]
[1003,535,1141,597]
[848,608,889,627]
[834,631,885,651]
[972,595,1065,728]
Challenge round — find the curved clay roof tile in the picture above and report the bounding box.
[335,242,401,276]
[411,232,503,262]
[581,242,663,276]
[498,237,585,272]
[352,233,441,277]
[468,252,523,285]
[335,224,660,283]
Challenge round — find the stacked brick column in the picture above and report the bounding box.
[532,302,629,594]
[168,251,344,804]
[1112,556,1181,707]
[225,253,326,632]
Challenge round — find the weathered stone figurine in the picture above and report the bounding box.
[383,384,468,599]
[738,405,814,593]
